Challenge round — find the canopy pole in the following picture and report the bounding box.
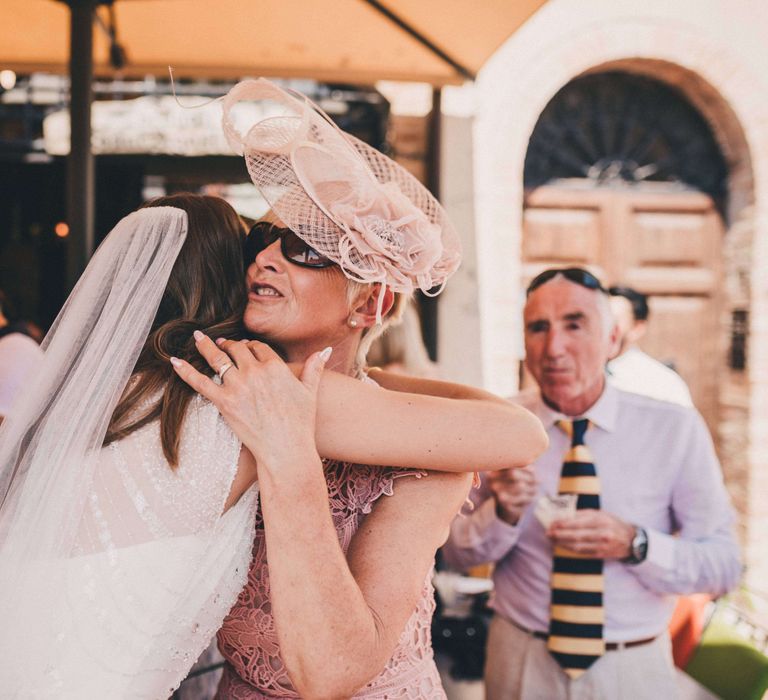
[65,0,97,291]
[419,87,442,361]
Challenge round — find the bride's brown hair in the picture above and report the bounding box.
[104,193,248,467]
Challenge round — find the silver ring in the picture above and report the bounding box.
[217,362,234,381]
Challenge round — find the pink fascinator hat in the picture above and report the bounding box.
[221,79,461,319]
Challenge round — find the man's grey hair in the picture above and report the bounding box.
[541,272,616,339]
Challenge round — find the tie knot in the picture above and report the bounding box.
[571,419,589,446]
[558,418,589,446]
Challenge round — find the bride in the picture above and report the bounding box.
[0,191,545,699]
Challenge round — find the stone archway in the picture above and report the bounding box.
[472,4,768,588]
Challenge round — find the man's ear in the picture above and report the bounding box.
[607,320,622,360]
[350,284,395,328]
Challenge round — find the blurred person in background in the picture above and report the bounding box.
[0,288,44,424]
[443,267,740,700]
[607,285,692,407]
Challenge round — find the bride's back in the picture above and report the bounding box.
[0,194,261,698]
[7,394,257,698]
[78,392,242,553]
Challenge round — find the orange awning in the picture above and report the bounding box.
[3,0,546,86]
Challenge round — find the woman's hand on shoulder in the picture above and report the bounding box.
[170,332,330,470]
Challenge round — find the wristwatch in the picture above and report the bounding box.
[622,526,648,565]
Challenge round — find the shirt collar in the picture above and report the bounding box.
[532,380,619,433]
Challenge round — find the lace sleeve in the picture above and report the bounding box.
[357,465,428,516]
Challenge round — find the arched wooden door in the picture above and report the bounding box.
[522,184,723,430]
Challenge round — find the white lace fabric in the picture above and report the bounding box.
[215,461,447,700]
[0,397,259,698]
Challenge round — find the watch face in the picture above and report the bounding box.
[622,527,648,564]
[633,528,648,562]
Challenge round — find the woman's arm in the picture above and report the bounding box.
[365,366,508,403]
[169,337,495,696]
[237,359,473,695]
[259,454,472,698]
[172,336,547,475]
[313,369,547,472]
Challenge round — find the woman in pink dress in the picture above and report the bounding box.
[173,79,548,699]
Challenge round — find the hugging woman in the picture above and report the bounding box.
[173,79,546,700]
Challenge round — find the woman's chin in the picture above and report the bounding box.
[243,305,277,336]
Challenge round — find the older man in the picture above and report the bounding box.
[442,267,741,700]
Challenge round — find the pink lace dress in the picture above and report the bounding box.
[214,460,447,699]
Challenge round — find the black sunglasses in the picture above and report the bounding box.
[525,267,605,296]
[244,221,334,269]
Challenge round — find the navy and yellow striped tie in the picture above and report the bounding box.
[547,418,605,678]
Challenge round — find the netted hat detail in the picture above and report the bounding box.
[222,79,461,298]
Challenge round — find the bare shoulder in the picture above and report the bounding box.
[370,470,473,529]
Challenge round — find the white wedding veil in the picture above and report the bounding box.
[0,205,187,607]
[0,204,259,697]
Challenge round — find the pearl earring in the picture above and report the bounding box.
[348,318,359,328]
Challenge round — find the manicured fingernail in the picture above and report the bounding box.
[215,338,226,346]
[193,330,204,341]
[319,346,333,362]
[170,357,183,367]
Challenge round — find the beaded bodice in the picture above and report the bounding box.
[216,461,447,699]
[1,395,259,699]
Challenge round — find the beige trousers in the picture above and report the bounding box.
[484,614,679,700]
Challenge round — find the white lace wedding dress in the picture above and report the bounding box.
[0,395,259,699]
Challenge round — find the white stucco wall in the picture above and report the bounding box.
[436,112,484,386]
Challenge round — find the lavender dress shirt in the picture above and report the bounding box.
[442,384,742,643]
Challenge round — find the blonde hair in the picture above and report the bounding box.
[346,281,407,373]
